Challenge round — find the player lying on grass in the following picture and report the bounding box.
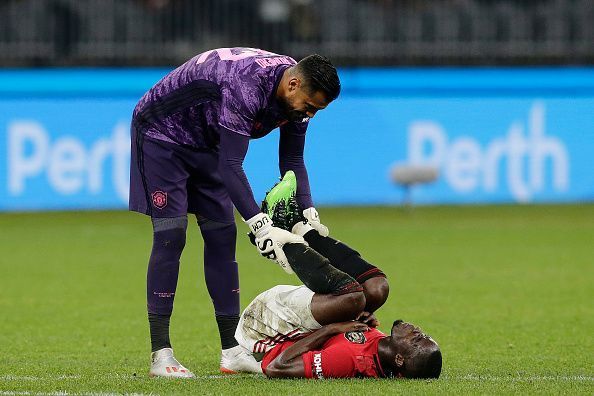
[236,171,442,379]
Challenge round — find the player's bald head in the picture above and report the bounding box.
[293,54,341,102]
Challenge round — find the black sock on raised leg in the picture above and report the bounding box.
[302,230,385,283]
[283,243,362,295]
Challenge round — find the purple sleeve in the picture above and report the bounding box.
[279,123,314,209]
[218,127,262,220]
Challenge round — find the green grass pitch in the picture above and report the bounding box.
[1,205,593,395]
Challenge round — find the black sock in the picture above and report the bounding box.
[148,313,171,352]
[283,243,362,295]
[303,230,385,283]
[216,314,240,350]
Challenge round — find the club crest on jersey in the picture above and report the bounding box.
[152,190,167,209]
[344,331,366,344]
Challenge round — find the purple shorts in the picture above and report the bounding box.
[129,126,234,223]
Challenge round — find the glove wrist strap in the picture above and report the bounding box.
[245,212,272,237]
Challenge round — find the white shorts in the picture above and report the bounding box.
[235,285,322,354]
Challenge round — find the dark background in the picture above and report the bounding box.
[1,0,593,67]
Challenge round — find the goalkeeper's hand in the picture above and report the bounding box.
[245,213,305,274]
[303,207,329,237]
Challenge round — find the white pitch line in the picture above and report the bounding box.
[2,373,591,383]
[1,373,263,381]
[443,375,594,382]
[0,375,81,382]
[0,392,70,396]
[0,392,150,396]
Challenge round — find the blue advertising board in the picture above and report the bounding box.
[1,68,593,211]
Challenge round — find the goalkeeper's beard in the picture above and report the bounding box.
[277,96,307,122]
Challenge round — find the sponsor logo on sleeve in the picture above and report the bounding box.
[313,352,324,379]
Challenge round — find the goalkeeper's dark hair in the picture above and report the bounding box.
[295,54,341,102]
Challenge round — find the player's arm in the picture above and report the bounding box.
[265,321,368,378]
[279,123,329,236]
[217,77,306,267]
[217,75,269,220]
[218,127,261,218]
[279,123,313,209]
[218,127,303,267]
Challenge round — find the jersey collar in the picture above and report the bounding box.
[373,354,393,378]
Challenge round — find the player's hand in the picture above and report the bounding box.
[356,311,380,328]
[329,321,369,334]
[303,207,329,237]
[245,213,306,274]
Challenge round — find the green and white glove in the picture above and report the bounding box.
[303,207,329,237]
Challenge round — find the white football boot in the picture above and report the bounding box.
[149,347,195,378]
[220,345,263,374]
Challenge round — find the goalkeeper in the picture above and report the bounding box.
[237,172,442,379]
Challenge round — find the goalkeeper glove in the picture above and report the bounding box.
[303,207,329,237]
[245,212,305,274]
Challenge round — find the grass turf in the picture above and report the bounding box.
[1,205,593,395]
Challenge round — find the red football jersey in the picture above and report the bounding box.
[261,328,389,379]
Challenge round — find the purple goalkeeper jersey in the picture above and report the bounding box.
[132,47,314,219]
